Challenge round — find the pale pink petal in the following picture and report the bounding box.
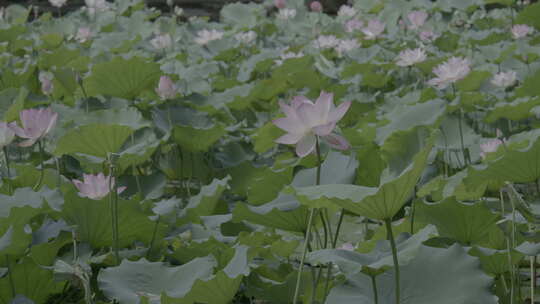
[8,122,28,138]
[314,91,333,122]
[295,134,317,157]
[18,138,38,147]
[43,111,58,135]
[276,133,304,144]
[328,101,351,122]
[273,117,305,133]
[296,103,320,128]
[117,186,127,194]
[323,133,350,150]
[313,121,336,136]
[292,96,313,108]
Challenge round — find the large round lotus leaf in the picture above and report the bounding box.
[97,256,216,303]
[325,244,498,304]
[83,56,161,99]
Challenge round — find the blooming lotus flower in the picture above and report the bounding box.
[491,71,517,88]
[38,72,54,96]
[235,31,257,44]
[335,39,360,56]
[310,1,323,12]
[72,173,126,200]
[428,57,470,89]
[150,34,172,50]
[480,139,503,159]
[511,24,533,39]
[85,0,109,15]
[277,8,296,20]
[273,92,351,157]
[339,243,355,251]
[337,5,356,18]
[9,107,58,147]
[194,29,224,45]
[0,122,15,148]
[419,30,438,42]
[396,48,427,67]
[362,19,385,40]
[275,50,304,66]
[344,19,363,33]
[313,35,340,49]
[156,76,177,100]
[274,0,286,9]
[407,11,428,30]
[75,27,92,43]
[174,6,184,16]
[49,0,67,8]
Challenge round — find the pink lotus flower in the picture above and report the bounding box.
[75,27,92,43]
[335,39,359,56]
[9,108,58,147]
[339,243,355,251]
[428,57,470,89]
[274,0,286,9]
[480,139,503,159]
[39,72,54,96]
[344,19,363,33]
[155,76,177,100]
[491,71,517,88]
[407,11,428,30]
[337,5,356,18]
[0,122,14,148]
[362,19,385,40]
[150,34,172,50]
[273,92,351,157]
[511,24,533,39]
[72,173,126,200]
[310,1,323,12]
[419,30,438,42]
[396,48,427,67]
[85,0,109,15]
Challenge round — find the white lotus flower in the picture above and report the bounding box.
[275,50,304,66]
[335,39,359,56]
[337,5,356,18]
[313,35,339,49]
[235,31,257,44]
[428,57,470,89]
[72,173,126,200]
[362,19,385,40]
[85,0,109,15]
[49,0,67,8]
[419,30,438,42]
[344,19,363,33]
[396,48,427,67]
[511,24,533,39]
[194,29,224,45]
[480,139,503,159]
[407,10,428,30]
[150,34,172,50]
[75,27,92,43]
[491,71,517,88]
[277,8,296,20]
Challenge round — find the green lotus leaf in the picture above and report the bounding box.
[326,244,497,304]
[173,123,226,152]
[83,56,161,99]
[97,256,216,303]
[485,97,540,123]
[468,247,523,275]
[220,3,264,28]
[252,122,283,154]
[516,2,540,30]
[178,176,231,225]
[456,70,491,92]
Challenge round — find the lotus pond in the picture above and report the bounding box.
[1,0,540,303]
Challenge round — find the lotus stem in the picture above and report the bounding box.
[323,209,346,301]
[501,188,514,304]
[3,146,12,195]
[147,215,161,259]
[371,275,379,304]
[292,137,322,304]
[531,255,535,304]
[385,219,400,304]
[108,158,120,265]
[33,140,45,191]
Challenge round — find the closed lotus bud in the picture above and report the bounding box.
[274,0,286,9]
[310,1,323,12]
[156,76,177,100]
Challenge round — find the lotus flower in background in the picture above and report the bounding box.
[407,10,428,30]
[339,243,355,251]
[49,0,67,8]
[480,139,504,159]
[491,71,517,88]
[511,24,533,39]
[72,173,126,200]
[396,48,427,67]
[194,29,224,45]
[310,1,323,12]
[39,72,54,95]
[277,8,296,20]
[85,0,109,15]
[9,107,58,147]
[0,122,14,148]
[362,19,385,40]
[313,35,340,49]
[273,92,351,157]
[156,76,177,100]
[335,39,359,56]
[419,30,438,42]
[75,27,92,43]
[274,0,286,9]
[337,5,356,18]
[150,34,172,50]
[274,49,304,65]
[235,31,257,44]
[428,57,470,89]
[344,19,363,33]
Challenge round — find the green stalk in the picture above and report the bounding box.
[371,275,379,304]
[385,219,400,304]
[147,216,161,259]
[292,137,322,304]
[108,159,120,265]
[322,209,346,301]
[3,146,12,195]
[33,140,45,191]
[501,189,514,304]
